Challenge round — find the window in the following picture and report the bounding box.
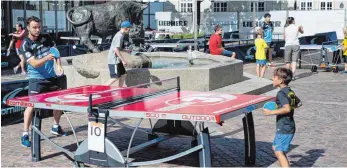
[321,2,326,9]
[214,2,227,12]
[251,2,265,11]
[327,1,332,10]
[180,0,192,13]
[321,1,332,10]
[300,0,312,10]
[258,2,264,11]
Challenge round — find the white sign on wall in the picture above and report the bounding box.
[155,10,346,39]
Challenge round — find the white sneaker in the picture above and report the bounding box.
[21,72,26,75]
[13,66,19,74]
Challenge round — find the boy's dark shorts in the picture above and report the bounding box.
[28,75,67,96]
[273,133,294,152]
[344,55,347,63]
[266,42,275,48]
[108,63,126,79]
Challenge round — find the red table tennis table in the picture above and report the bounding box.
[7,77,274,167]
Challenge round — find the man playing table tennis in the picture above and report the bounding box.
[105,21,131,86]
[19,16,66,148]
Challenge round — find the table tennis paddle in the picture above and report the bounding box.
[263,101,277,110]
[50,47,64,77]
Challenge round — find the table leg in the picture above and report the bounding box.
[243,112,256,166]
[197,127,211,167]
[299,51,302,69]
[31,109,42,162]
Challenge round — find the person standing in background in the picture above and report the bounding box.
[262,13,275,67]
[8,23,27,74]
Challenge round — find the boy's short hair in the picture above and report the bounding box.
[256,28,264,36]
[274,67,293,85]
[343,27,347,35]
[214,25,222,32]
[264,13,271,18]
[26,16,41,26]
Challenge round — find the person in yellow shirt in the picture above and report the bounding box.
[255,28,268,77]
[340,27,347,73]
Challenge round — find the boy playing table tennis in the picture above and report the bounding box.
[263,67,299,167]
[255,28,268,78]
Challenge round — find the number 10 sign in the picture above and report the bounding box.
[88,121,105,153]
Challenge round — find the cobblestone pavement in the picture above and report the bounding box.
[2,60,347,167]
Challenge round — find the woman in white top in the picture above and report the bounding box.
[283,17,304,80]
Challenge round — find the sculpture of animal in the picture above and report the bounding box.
[66,1,148,53]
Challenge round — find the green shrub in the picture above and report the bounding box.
[171,33,205,39]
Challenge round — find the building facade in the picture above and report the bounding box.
[1,0,346,38]
[162,0,347,12]
[154,0,347,39]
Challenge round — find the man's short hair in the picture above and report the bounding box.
[26,16,41,26]
[264,13,271,18]
[273,68,293,85]
[214,25,222,32]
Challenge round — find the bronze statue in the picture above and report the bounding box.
[66,1,148,53]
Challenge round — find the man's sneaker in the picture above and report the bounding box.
[51,125,68,136]
[21,135,31,147]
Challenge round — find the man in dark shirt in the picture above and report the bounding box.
[263,67,301,167]
[209,25,236,58]
[19,16,67,148]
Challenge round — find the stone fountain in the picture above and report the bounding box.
[61,51,243,91]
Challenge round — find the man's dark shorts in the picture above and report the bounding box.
[108,63,126,79]
[266,42,275,48]
[344,55,347,63]
[28,75,66,96]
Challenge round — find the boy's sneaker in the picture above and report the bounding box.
[21,135,31,147]
[13,66,19,74]
[267,62,275,67]
[51,125,68,136]
[341,71,347,74]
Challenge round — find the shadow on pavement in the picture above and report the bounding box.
[37,125,300,167]
[289,149,325,167]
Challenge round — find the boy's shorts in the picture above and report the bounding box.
[273,133,294,152]
[344,55,347,63]
[108,63,126,79]
[256,59,267,66]
[266,42,275,48]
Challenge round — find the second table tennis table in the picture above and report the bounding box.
[280,41,343,72]
[7,77,274,167]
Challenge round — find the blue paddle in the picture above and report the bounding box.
[50,47,64,76]
[263,101,277,110]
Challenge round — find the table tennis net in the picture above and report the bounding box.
[322,40,338,46]
[92,77,179,109]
